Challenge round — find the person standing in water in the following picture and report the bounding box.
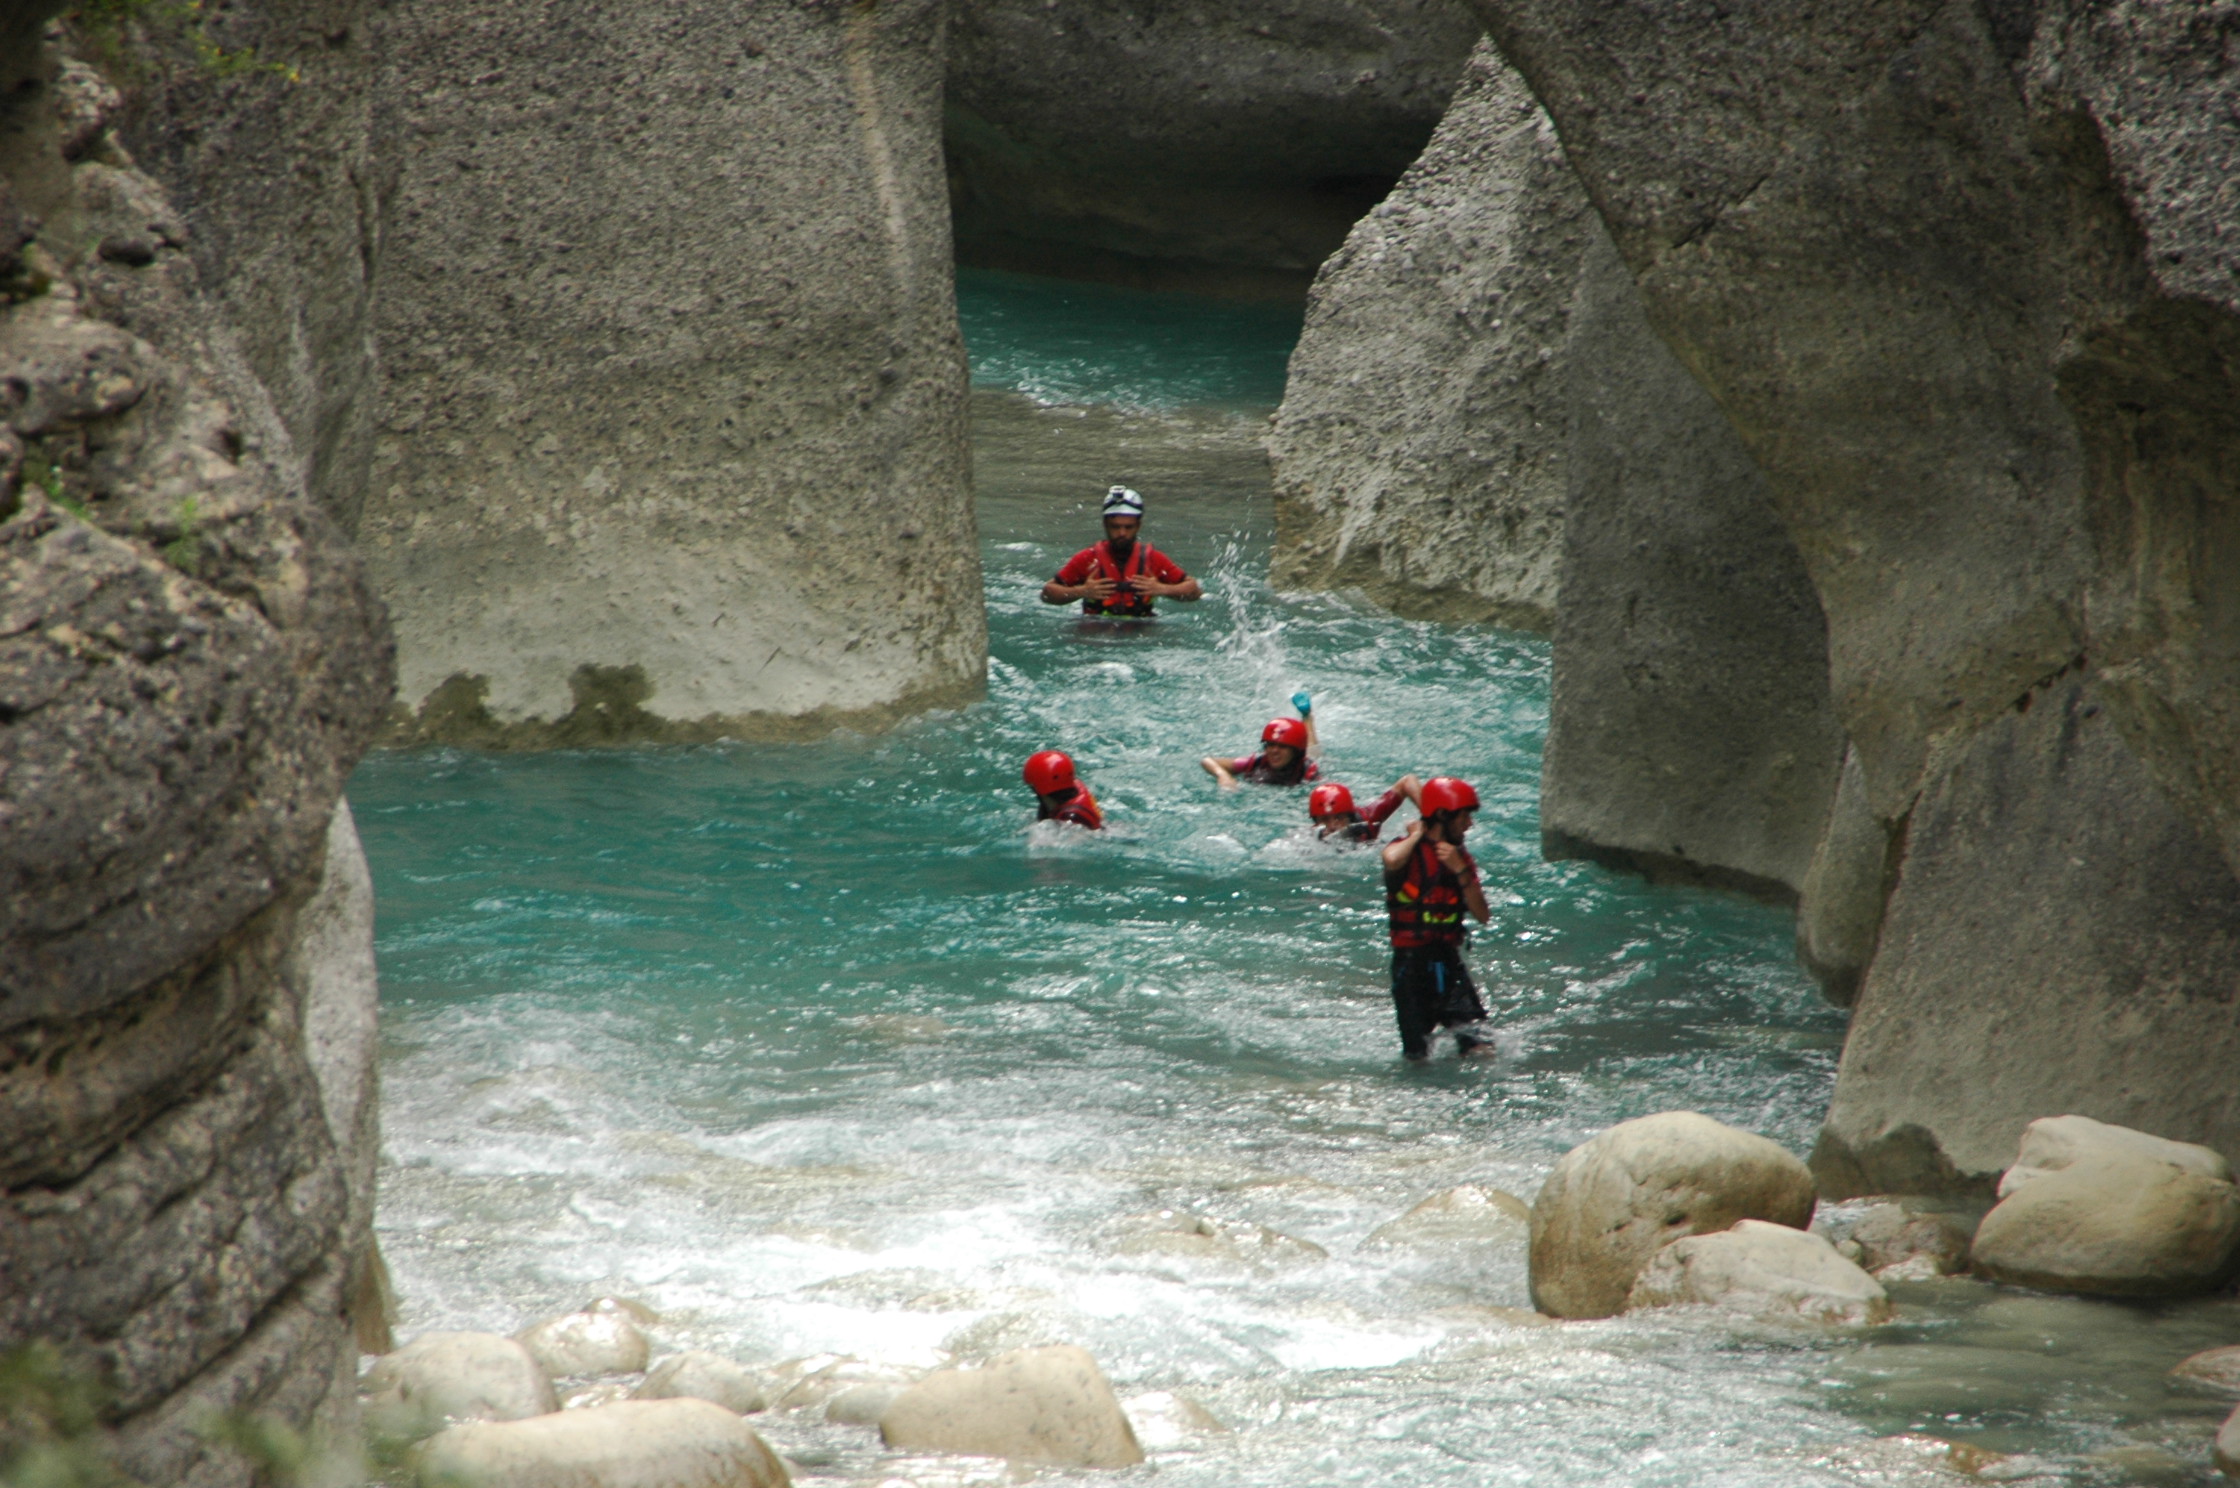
[1310,775,1423,843]
[1382,776,1493,1061]
[1024,750,1103,830]
[1203,694,1319,788]
[1042,486,1203,618]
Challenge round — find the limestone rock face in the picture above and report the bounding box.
[1813,683,2240,1195]
[1626,1219,1892,1326]
[879,1345,1145,1469]
[414,1399,790,1488]
[1794,746,1893,1007]
[1269,40,1589,626]
[370,0,983,745]
[946,0,1481,293]
[1539,231,1841,901]
[363,1333,560,1444]
[1455,0,2240,1183]
[1969,1119,2240,1298]
[0,29,390,1484]
[635,1353,771,1416]
[1528,1112,1817,1320]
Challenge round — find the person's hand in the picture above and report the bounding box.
[1434,840,1469,875]
[1291,691,1312,715]
[1078,574,1119,601]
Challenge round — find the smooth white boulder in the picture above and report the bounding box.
[415,1399,788,1488]
[1996,1114,2232,1198]
[1363,1186,1529,1248]
[1972,1120,2240,1297]
[880,1345,1144,1468]
[775,1355,936,1411]
[1529,1112,1817,1318]
[2173,1346,2240,1398]
[516,1297,656,1377]
[363,1331,559,1443]
[1626,1219,1893,1325]
[635,1352,771,1414]
[824,1383,903,1426]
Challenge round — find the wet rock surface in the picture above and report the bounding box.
[516,1298,656,1379]
[364,1332,561,1443]
[1626,1219,1893,1326]
[880,1345,1145,1468]
[414,1398,791,1488]
[1529,1111,1818,1320]
[635,1352,772,1416]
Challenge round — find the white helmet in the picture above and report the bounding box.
[1102,485,1144,517]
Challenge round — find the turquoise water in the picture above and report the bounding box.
[355,275,2238,1487]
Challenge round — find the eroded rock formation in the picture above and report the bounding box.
[1447,0,2240,1183]
[0,15,391,1479]
[947,0,1481,296]
[367,0,983,745]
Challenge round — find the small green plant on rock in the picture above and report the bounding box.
[0,1342,135,1488]
[67,0,297,85]
[22,453,93,520]
[159,493,204,573]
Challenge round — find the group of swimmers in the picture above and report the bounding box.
[1019,486,1496,1064]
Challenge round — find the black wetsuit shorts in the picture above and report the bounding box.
[1390,943,1489,1061]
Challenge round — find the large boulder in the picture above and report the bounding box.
[946,0,1481,293]
[1969,1118,2240,1297]
[1269,40,1590,627]
[2172,1347,2240,1399]
[368,0,984,746]
[879,1345,1144,1469]
[515,1298,655,1378]
[1528,1111,1817,1319]
[1539,230,1841,901]
[363,1332,560,1444]
[414,1399,790,1488]
[1626,1219,1892,1326]
[634,1353,770,1416]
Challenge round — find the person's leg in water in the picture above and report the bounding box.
[1433,949,1494,1059]
[1391,948,1442,1062]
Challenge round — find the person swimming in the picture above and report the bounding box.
[1309,775,1422,843]
[1202,694,1320,788]
[1024,749,1103,829]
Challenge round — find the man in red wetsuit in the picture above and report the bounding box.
[1310,775,1423,843]
[1023,750,1103,830]
[1041,486,1203,617]
[1381,776,1493,1061]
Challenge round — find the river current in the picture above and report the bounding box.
[353,268,2237,1487]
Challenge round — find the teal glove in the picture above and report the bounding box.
[1291,691,1312,715]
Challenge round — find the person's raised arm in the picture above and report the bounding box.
[1381,818,1424,875]
[1201,756,1239,789]
[1394,773,1423,807]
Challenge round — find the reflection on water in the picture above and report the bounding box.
[356,274,2238,1487]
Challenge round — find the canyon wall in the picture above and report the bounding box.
[946,0,1481,297]
[368,0,984,745]
[1451,0,2240,1186]
[0,17,391,1478]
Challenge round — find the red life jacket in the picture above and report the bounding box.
[1039,784,1103,830]
[1082,541,1154,617]
[1387,839,1473,948]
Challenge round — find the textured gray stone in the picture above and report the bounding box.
[1540,231,1841,901]
[1794,746,1893,1007]
[946,0,1481,294]
[1971,1143,2240,1298]
[1814,680,2240,1195]
[367,0,983,745]
[1269,40,1589,626]
[634,1353,771,1416]
[364,1332,560,1444]
[1626,1219,1891,1325]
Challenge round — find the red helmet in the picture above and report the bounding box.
[1420,776,1481,816]
[1308,783,1356,818]
[1261,718,1309,749]
[1023,750,1076,794]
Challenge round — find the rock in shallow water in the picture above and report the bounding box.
[2218,1402,2240,1479]
[2173,1346,2240,1398]
[516,1297,656,1377]
[1121,1390,1227,1451]
[635,1352,771,1414]
[414,1399,789,1488]
[1626,1219,1892,1325]
[1529,1111,1818,1319]
[1813,1196,1974,1278]
[1363,1185,1529,1249]
[363,1332,559,1444]
[880,1345,1144,1468]
[1971,1118,2240,1297]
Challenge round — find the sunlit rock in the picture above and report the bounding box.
[363,1332,558,1444]
[634,1352,771,1415]
[880,1345,1145,1468]
[414,1399,788,1488]
[776,1354,943,1412]
[515,1297,657,1377]
[1528,1112,1817,1319]
[1626,1220,1892,1325]
[1109,1208,1328,1271]
[1813,1197,1973,1278]
[1122,1390,1228,1451]
[2173,1346,2240,1398]
[1971,1119,2240,1297]
[1363,1185,1529,1249]
[826,1383,905,1427]
[2217,1402,2240,1479]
